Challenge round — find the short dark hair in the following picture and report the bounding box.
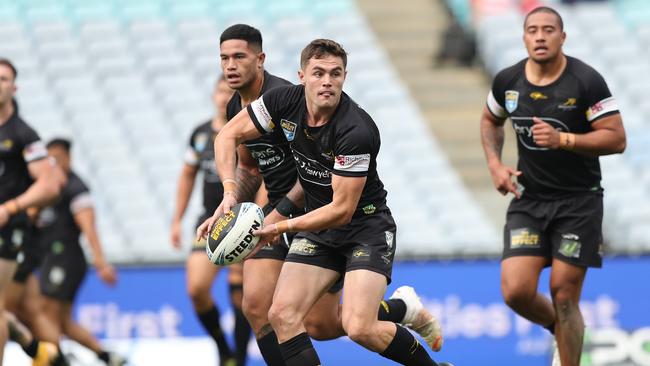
[220,24,263,52]
[300,39,347,70]
[0,58,17,79]
[47,138,72,152]
[524,6,564,31]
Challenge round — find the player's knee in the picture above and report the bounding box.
[342,318,374,345]
[187,283,211,309]
[304,315,338,341]
[268,301,301,332]
[550,284,579,315]
[242,293,268,326]
[501,282,535,310]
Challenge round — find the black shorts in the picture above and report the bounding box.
[503,194,603,268]
[40,241,88,302]
[0,216,29,260]
[285,211,397,284]
[13,230,43,283]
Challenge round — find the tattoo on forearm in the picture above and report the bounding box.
[256,323,274,339]
[235,167,262,202]
[482,123,505,159]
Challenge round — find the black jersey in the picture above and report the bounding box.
[248,84,388,216]
[226,71,295,206]
[184,121,223,213]
[37,171,91,254]
[0,112,47,203]
[487,56,619,200]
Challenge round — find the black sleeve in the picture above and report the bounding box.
[20,123,47,163]
[183,127,201,166]
[583,69,619,123]
[68,176,93,214]
[226,94,239,121]
[332,119,376,177]
[246,85,301,135]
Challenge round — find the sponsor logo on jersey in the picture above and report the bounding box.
[11,229,23,247]
[247,143,286,172]
[362,204,376,215]
[510,228,540,248]
[511,117,569,151]
[288,238,317,255]
[280,119,297,141]
[586,97,617,122]
[0,139,13,151]
[49,266,66,286]
[294,152,331,186]
[505,90,519,113]
[334,154,370,173]
[529,91,548,100]
[557,97,577,110]
[559,233,581,258]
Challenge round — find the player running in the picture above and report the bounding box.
[480,7,626,366]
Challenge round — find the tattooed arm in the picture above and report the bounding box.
[480,105,521,198]
[234,144,263,203]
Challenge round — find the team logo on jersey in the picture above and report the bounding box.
[194,133,209,151]
[505,90,519,113]
[280,119,297,141]
[529,91,548,100]
[558,97,577,110]
[0,139,13,151]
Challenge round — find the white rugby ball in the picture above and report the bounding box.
[206,202,264,265]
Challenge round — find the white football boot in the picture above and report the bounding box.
[390,285,444,352]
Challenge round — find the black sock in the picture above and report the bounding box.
[378,299,407,323]
[23,339,39,358]
[257,329,286,366]
[197,304,234,359]
[97,350,110,363]
[545,322,555,335]
[380,324,438,366]
[230,284,252,366]
[279,332,320,366]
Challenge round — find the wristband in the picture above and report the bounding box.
[275,197,299,217]
[559,132,576,150]
[222,178,238,193]
[3,199,20,216]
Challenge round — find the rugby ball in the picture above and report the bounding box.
[206,202,264,265]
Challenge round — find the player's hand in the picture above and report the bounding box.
[488,163,522,198]
[252,224,281,247]
[97,262,117,286]
[0,205,8,228]
[531,117,561,149]
[170,220,182,249]
[195,193,238,241]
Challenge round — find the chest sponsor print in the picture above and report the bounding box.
[511,117,569,151]
[293,150,331,186]
[246,143,286,172]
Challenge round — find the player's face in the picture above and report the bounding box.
[212,80,235,115]
[47,146,70,172]
[220,40,265,90]
[299,55,347,110]
[523,12,565,64]
[0,65,16,106]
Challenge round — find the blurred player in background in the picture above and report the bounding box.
[0,58,62,366]
[39,138,125,366]
[480,7,626,366]
[170,76,249,366]
[203,38,449,366]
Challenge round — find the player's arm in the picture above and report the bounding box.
[73,201,117,286]
[170,163,198,248]
[480,105,521,197]
[532,114,626,156]
[256,175,364,241]
[195,109,263,239]
[0,158,62,227]
[234,144,263,203]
